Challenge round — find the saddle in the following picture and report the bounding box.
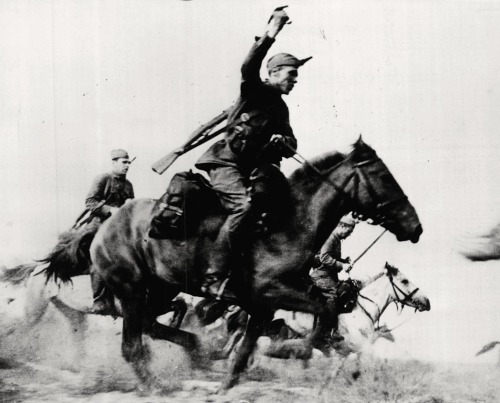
[148,164,292,239]
[149,170,221,239]
[307,277,361,314]
[336,278,361,313]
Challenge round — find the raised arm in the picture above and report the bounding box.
[241,7,291,84]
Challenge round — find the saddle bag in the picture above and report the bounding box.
[149,170,214,239]
[336,278,362,314]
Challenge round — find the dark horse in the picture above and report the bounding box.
[43,138,422,391]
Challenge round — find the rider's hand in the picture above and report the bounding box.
[270,134,296,158]
[270,134,285,144]
[266,7,290,38]
[341,262,352,273]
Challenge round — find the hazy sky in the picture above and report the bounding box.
[1,0,500,363]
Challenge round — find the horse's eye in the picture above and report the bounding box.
[401,279,409,285]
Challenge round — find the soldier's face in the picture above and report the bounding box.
[112,158,131,175]
[269,66,298,94]
[339,223,355,239]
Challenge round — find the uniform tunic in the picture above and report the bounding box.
[85,173,135,220]
[196,34,297,174]
[310,232,344,301]
[193,33,299,279]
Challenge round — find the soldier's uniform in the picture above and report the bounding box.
[195,34,310,297]
[85,149,134,315]
[310,214,356,346]
[85,172,134,221]
[310,231,344,304]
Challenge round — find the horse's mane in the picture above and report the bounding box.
[288,137,377,185]
[288,152,345,185]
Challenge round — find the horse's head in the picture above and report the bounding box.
[345,137,423,243]
[384,262,430,312]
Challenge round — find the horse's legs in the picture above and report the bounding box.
[120,291,154,390]
[220,312,272,392]
[142,281,206,369]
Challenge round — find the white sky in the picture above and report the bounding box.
[1,0,500,363]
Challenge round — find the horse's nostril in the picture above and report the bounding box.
[415,224,423,236]
[411,224,423,243]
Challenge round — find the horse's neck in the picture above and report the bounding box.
[287,163,352,252]
[357,275,394,323]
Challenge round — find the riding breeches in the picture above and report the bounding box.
[310,269,339,304]
[206,166,252,277]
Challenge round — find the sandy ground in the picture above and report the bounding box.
[1,276,499,403]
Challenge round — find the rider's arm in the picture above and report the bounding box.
[270,106,297,157]
[85,174,113,217]
[317,252,344,273]
[126,180,135,200]
[240,9,290,93]
[317,233,345,272]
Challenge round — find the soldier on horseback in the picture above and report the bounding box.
[194,7,311,299]
[81,149,135,226]
[310,213,357,347]
[83,149,135,314]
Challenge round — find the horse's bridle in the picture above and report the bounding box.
[291,145,407,228]
[357,268,420,326]
[351,158,408,226]
[281,137,410,228]
[386,269,420,308]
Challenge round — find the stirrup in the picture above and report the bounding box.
[215,277,230,300]
[201,277,236,302]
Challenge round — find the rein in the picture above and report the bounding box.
[387,271,420,307]
[356,270,419,329]
[357,292,381,326]
[281,139,406,227]
[289,145,355,199]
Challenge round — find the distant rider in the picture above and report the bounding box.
[310,213,357,346]
[82,149,135,315]
[195,7,311,299]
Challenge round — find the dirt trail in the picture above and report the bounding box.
[1,279,499,403]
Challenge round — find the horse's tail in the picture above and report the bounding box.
[40,224,98,283]
[0,262,39,285]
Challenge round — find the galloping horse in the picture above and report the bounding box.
[263,262,431,359]
[43,138,423,391]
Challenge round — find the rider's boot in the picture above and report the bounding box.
[201,226,238,302]
[89,271,117,316]
[311,303,344,355]
[201,268,237,302]
[330,327,344,343]
[328,299,344,343]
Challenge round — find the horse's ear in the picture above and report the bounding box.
[350,135,376,162]
[385,262,397,275]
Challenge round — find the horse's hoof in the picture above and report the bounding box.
[216,384,228,395]
[136,384,152,397]
[218,377,237,394]
[135,375,157,397]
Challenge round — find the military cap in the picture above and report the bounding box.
[340,213,356,228]
[267,53,312,71]
[110,149,130,160]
